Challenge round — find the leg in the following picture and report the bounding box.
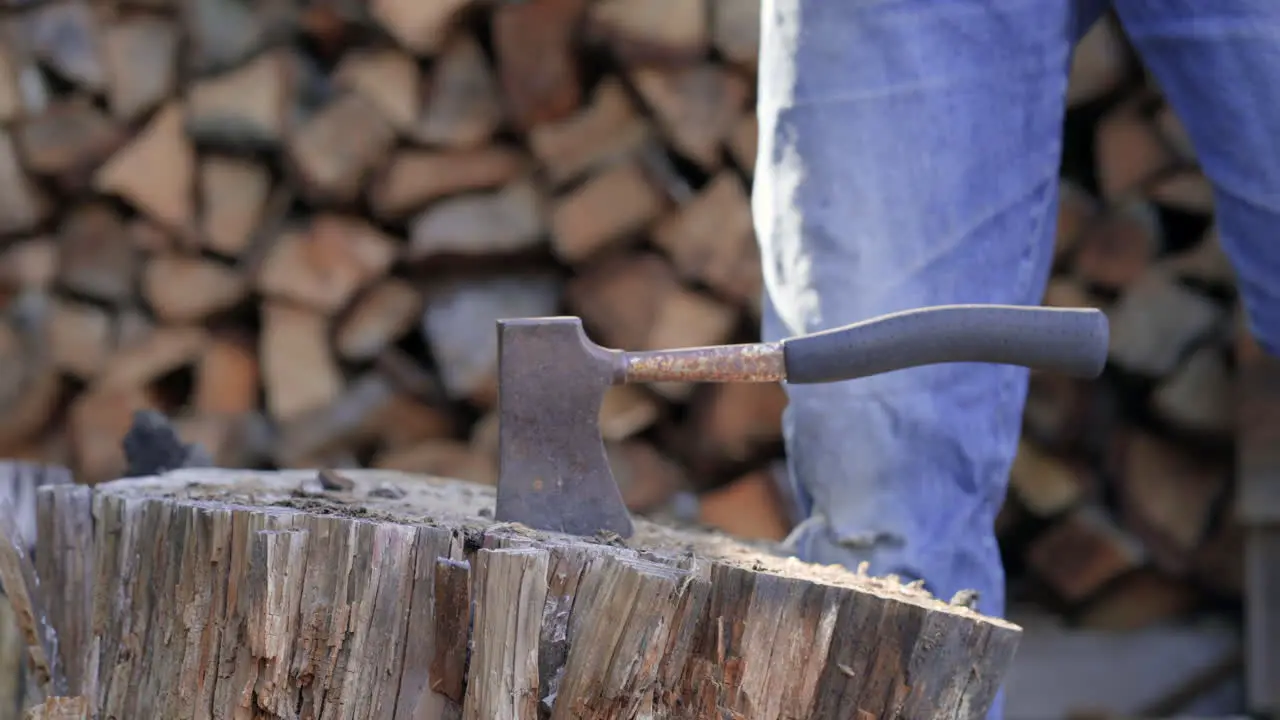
[756,0,1082,613]
[1112,0,1280,354]
[1111,3,1280,714]
[754,4,1091,708]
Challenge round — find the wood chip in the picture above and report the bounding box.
[94,102,195,232]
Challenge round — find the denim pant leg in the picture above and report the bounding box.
[1114,1,1280,353]
[754,3,1079,716]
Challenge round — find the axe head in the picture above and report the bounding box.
[494,317,634,538]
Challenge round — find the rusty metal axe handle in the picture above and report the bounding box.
[782,304,1109,384]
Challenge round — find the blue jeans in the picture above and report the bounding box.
[756,1,1280,716]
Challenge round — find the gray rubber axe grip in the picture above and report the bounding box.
[782,305,1109,384]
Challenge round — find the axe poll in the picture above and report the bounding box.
[495,304,1109,538]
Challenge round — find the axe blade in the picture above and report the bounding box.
[494,317,634,537]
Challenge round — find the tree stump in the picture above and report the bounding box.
[31,469,1020,719]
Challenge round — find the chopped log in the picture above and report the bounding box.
[606,439,687,513]
[652,170,762,304]
[186,49,292,149]
[1117,431,1228,573]
[142,254,248,323]
[631,63,749,170]
[709,0,761,70]
[14,99,124,192]
[55,203,136,304]
[198,155,272,258]
[1008,439,1088,518]
[551,159,665,263]
[1026,504,1146,603]
[698,468,792,542]
[98,325,208,390]
[260,300,342,424]
[370,0,472,56]
[0,296,63,455]
[411,35,503,149]
[1072,199,1161,290]
[420,273,562,405]
[1066,14,1129,108]
[527,78,653,187]
[171,413,264,470]
[1107,269,1226,377]
[491,0,586,130]
[101,14,179,122]
[272,368,453,466]
[30,468,1018,718]
[599,385,661,441]
[568,252,738,400]
[686,381,786,471]
[408,180,548,260]
[372,439,497,486]
[1076,569,1200,632]
[288,93,397,205]
[194,330,260,416]
[93,102,195,233]
[370,146,528,220]
[1151,344,1233,437]
[333,47,420,133]
[365,394,456,453]
[1146,169,1215,215]
[48,299,111,381]
[255,215,400,315]
[334,278,423,362]
[570,253,738,400]
[1095,103,1174,200]
[587,0,709,63]
[0,130,50,236]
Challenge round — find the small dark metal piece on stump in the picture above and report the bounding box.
[121,410,214,479]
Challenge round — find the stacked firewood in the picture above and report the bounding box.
[0,1,1246,627]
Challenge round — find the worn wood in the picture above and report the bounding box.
[0,464,65,699]
[30,468,1019,719]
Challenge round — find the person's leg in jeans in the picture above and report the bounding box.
[1113,1,1280,353]
[754,1,1103,717]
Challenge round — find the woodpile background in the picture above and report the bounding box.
[0,1,1262,715]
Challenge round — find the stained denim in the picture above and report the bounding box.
[754,1,1280,717]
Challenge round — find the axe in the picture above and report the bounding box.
[495,303,1109,538]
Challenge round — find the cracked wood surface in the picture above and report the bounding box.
[31,468,1020,719]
